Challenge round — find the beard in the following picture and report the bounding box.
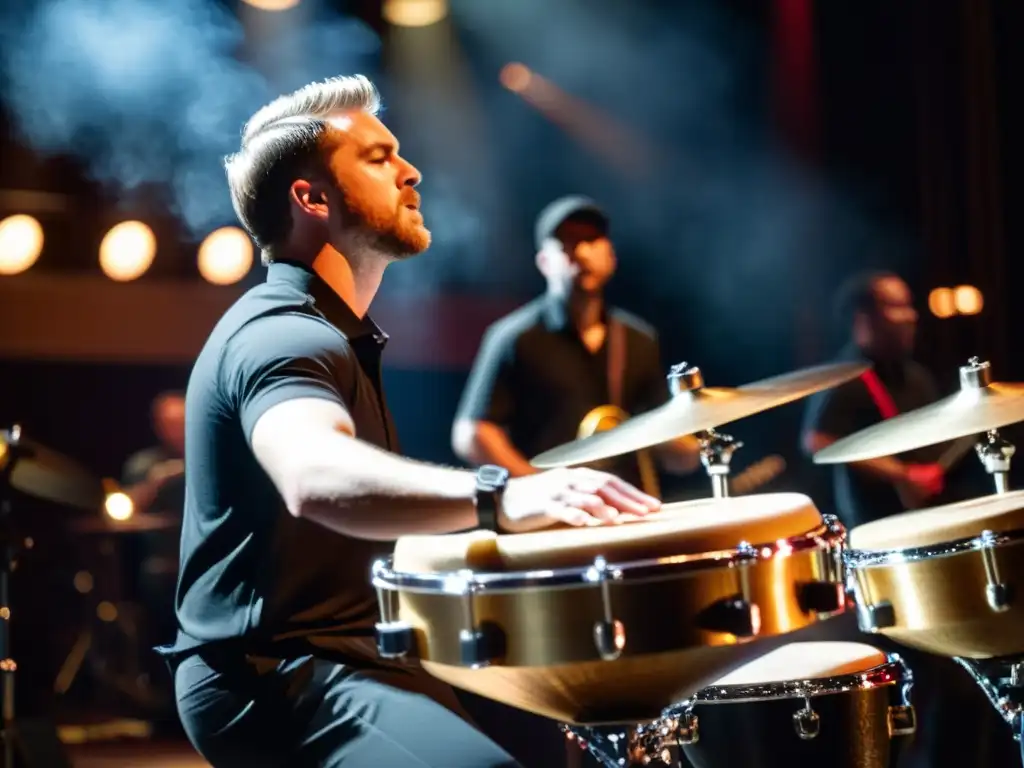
[339,183,431,259]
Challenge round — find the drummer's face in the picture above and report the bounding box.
[871,277,917,355]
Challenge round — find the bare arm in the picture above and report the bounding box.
[654,435,702,474]
[803,430,907,485]
[123,459,185,512]
[253,398,480,541]
[451,418,538,477]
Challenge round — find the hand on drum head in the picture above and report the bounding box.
[501,467,661,533]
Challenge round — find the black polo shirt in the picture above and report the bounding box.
[162,261,399,666]
[801,344,940,528]
[456,295,667,486]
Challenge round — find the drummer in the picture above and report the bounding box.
[159,75,660,768]
[801,271,946,527]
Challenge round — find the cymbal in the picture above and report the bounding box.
[531,361,869,469]
[0,426,106,512]
[814,358,1024,464]
[70,513,179,534]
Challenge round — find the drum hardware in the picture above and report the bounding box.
[373,496,847,725]
[815,358,1024,497]
[562,648,915,767]
[532,360,869,472]
[696,430,741,499]
[1,425,79,767]
[588,556,625,661]
[951,656,1024,739]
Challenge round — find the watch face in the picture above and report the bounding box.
[479,465,509,487]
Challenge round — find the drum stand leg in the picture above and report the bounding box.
[698,430,742,499]
[976,430,1015,495]
[953,656,1024,761]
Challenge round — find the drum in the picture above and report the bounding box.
[661,641,915,768]
[372,493,847,725]
[845,491,1024,658]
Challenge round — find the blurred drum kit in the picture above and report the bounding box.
[372,356,1024,768]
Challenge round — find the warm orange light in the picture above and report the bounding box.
[241,0,300,10]
[198,227,254,285]
[928,287,955,319]
[104,491,134,521]
[383,0,448,27]
[953,284,984,316]
[0,214,44,275]
[500,62,532,93]
[99,221,156,282]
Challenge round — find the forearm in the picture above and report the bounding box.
[805,431,907,485]
[452,420,538,478]
[293,435,480,540]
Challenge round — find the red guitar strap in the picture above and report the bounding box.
[860,369,899,420]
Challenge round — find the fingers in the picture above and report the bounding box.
[566,469,661,515]
[556,490,619,521]
[546,505,606,528]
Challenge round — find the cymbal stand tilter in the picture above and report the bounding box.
[959,358,1017,495]
[697,430,742,499]
[953,657,1024,765]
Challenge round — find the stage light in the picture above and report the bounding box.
[499,63,532,93]
[99,220,156,282]
[241,0,300,10]
[928,287,955,319]
[953,285,984,316]
[198,226,254,285]
[104,491,134,521]
[0,214,44,275]
[383,0,448,27]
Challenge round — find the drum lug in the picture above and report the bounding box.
[673,710,699,745]
[587,556,626,660]
[694,596,761,638]
[792,700,820,740]
[459,623,507,668]
[979,530,1015,612]
[887,704,917,737]
[797,581,846,614]
[375,621,417,659]
[855,600,896,632]
[457,570,506,668]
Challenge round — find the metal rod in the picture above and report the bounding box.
[996,472,1011,495]
[711,474,729,498]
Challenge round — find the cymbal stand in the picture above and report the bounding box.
[698,429,743,499]
[953,656,1024,764]
[0,426,22,767]
[975,430,1015,495]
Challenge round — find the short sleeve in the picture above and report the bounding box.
[220,313,355,443]
[122,448,160,486]
[455,324,518,427]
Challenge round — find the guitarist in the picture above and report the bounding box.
[452,195,700,489]
[801,271,948,528]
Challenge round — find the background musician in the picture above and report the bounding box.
[452,195,700,490]
[122,390,186,517]
[800,271,946,527]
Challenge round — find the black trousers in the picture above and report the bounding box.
[173,649,522,768]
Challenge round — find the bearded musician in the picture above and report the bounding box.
[452,196,701,492]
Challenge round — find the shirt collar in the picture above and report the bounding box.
[267,261,388,348]
[541,292,611,333]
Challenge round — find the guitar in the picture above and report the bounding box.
[895,434,978,510]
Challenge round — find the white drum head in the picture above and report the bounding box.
[712,642,888,687]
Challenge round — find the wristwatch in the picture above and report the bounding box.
[474,464,510,532]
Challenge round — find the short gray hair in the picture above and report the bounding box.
[224,75,382,265]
